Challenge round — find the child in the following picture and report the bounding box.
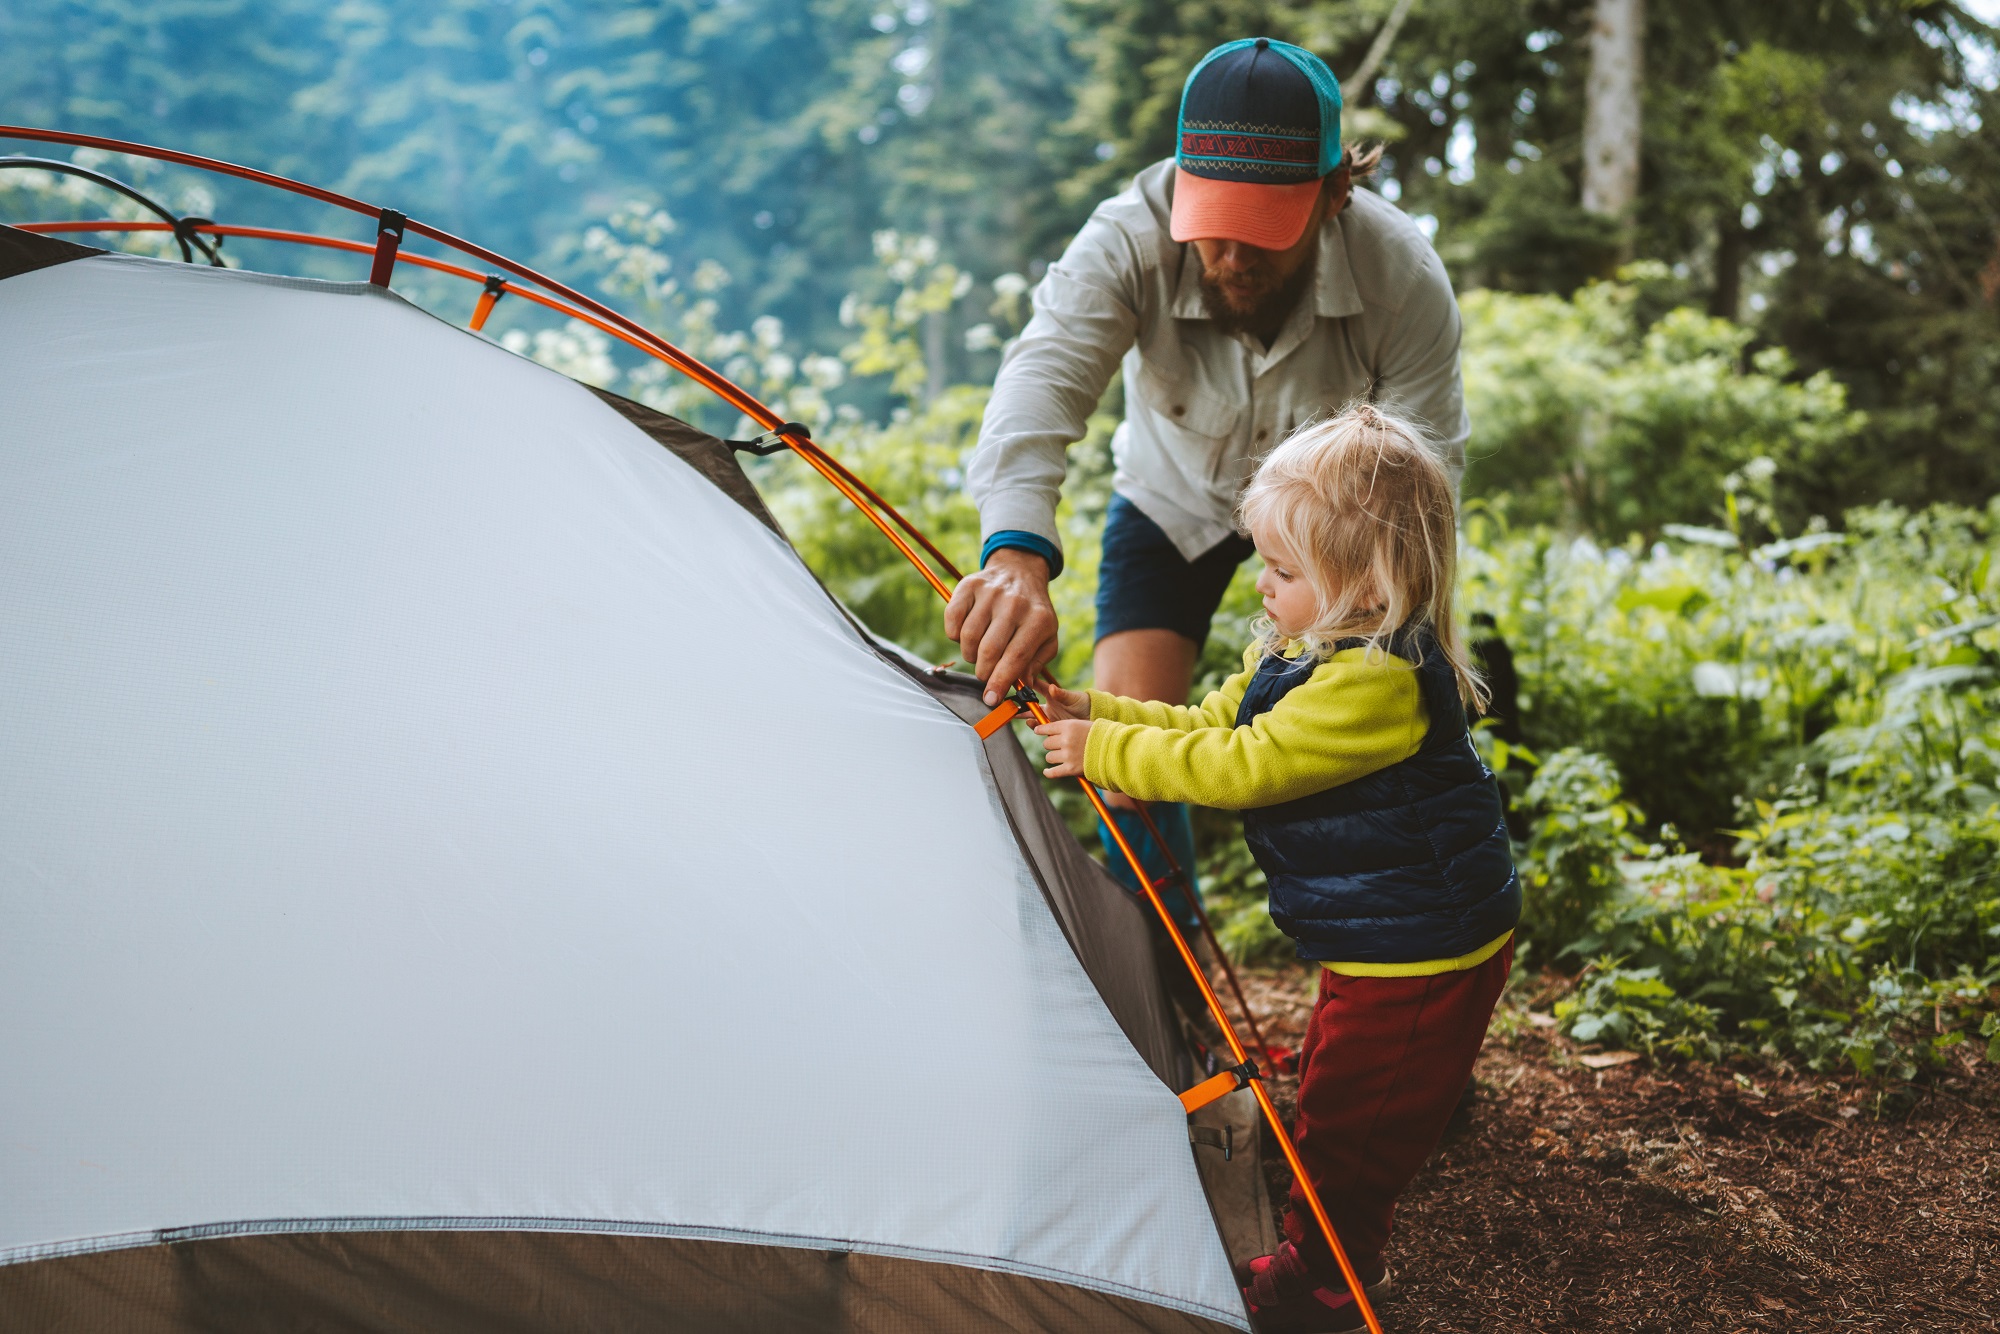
[1035,404,1519,1333]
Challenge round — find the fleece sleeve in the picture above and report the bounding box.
[1080,650,1429,809]
[1083,650,1258,732]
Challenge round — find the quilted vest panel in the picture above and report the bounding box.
[1235,630,1520,963]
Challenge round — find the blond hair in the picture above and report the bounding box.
[1238,403,1488,709]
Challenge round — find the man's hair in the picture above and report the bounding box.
[1337,142,1386,181]
[1238,403,1486,708]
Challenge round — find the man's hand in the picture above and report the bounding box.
[1034,718,1092,779]
[944,547,1059,705]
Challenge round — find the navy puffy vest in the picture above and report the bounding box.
[1235,629,1520,963]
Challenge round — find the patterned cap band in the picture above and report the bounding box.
[1175,38,1343,184]
[1179,123,1320,182]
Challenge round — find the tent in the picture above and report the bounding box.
[0,223,1278,1331]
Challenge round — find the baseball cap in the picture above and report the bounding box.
[1170,37,1344,251]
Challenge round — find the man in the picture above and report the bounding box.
[946,37,1467,912]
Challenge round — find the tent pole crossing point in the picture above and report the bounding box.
[0,125,1383,1334]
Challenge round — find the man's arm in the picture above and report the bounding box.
[1372,247,1469,485]
[967,217,1146,555]
[950,208,1151,701]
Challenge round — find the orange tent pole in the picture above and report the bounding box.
[1124,797,1282,1071]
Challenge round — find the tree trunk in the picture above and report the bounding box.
[1341,0,1418,104]
[1581,0,1644,218]
[1710,216,1746,321]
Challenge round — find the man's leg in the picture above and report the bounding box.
[1089,495,1252,926]
[1093,629,1202,911]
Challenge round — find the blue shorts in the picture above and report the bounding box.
[1094,493,1256,647]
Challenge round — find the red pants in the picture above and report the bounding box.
[1282,941,1512,1280]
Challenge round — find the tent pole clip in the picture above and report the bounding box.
[971,684,1044,740]
[369,208,407,288]
[731,421,812,456]
[470,274,508,331]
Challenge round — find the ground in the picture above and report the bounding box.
[1230,967,2000,1333]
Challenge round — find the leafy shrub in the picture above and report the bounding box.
[1513,749,1645,959]
[1464,498,2000,848]
[1460,265,1863,539]
[1554,961,1720,1060]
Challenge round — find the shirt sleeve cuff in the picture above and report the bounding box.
[980,531,1064,579]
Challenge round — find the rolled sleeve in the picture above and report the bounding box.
[967,214,1148,556]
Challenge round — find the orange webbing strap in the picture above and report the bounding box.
[972,698,1020,739]
[1178,1059,1258,1115]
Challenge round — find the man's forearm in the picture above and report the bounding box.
[966,237,1140,553]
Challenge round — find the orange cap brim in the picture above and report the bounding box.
[1169,168,1323,250]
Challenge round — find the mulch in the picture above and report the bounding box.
[1226,966,2000,1332]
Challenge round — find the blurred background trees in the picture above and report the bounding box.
[6,1,1996,511]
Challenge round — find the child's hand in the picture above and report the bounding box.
[1035,679,1092,721]
[1034,718,1092,779]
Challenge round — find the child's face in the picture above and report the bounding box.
[1252,526,1321,638]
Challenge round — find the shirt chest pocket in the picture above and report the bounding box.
[1136,358,1242,442]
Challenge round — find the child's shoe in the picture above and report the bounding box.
[1238,1241,1390,1333]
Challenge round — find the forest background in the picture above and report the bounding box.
[4,0,1998,1085]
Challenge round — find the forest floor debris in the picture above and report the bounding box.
[1231,966,2000,1332]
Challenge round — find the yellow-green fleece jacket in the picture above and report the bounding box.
[1082,644,1427,810]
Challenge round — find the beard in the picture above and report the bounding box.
[1198,250,1316,339]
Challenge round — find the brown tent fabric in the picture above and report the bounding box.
[0,223,102,281]
[0,1230,1241,1334]
[588,387,787,537]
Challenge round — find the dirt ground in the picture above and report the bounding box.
[1229,967,2000,1333]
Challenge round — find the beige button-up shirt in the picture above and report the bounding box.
[969,158,1467,564]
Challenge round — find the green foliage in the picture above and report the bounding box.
[1513,749,1645,959]
[1554,960,1720,1061]
[1,0,1092,356]
[1464,494,2000,848]
[1475,502,2000,1078]
[1461,267,1864,538]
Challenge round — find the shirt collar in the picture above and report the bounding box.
[1314,209,1364,319]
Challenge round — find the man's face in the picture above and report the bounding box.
[1192,172,1347,335]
